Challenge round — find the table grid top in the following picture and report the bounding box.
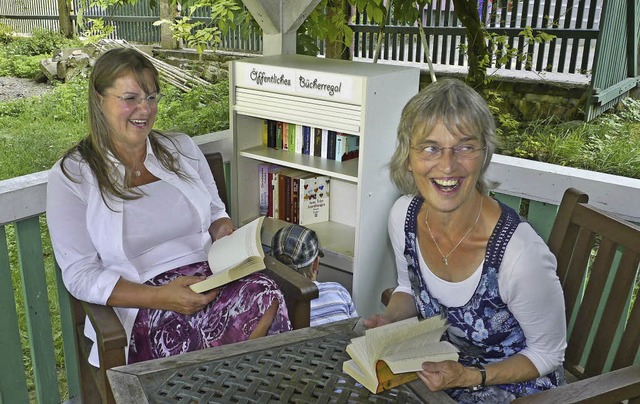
[153,332,424,403]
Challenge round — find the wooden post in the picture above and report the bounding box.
[57,0,73,38]
[160,0,179,49]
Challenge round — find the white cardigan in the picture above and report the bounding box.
[46,133,228,365]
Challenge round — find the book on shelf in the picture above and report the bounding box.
[269,167,287,218]
[302,126,312,155]
[295,124,304,154]
[342,315,459,394]
[290,171,314,224]
[320,129,329,158]
[313,128,323,157]
[299,175,330,225]
[275,121,283,149]
[267,120,277,148]
[282,122,289,151]
[190,216,266,294]
[261,119,268,146]
[336,133,360,162]
[327,130,337,160]
[259,164,280,216]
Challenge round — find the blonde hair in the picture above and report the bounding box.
[389,79,498,195]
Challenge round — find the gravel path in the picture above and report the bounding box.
[0,76,55,102]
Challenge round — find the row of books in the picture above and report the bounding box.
[262,120,360,162]
[258,163,330,226]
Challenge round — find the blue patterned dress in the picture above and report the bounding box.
[403,196,564,403]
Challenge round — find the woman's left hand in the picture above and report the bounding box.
[417,360,476,391]
[209,217,234,241]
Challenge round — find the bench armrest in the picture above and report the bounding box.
[263,255,318,329]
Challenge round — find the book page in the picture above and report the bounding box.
[208,216,264,275]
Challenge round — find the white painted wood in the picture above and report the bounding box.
[230,54,420,318]
[0,170,48,225]
[487,154,640,223]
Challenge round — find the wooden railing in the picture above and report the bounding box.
[1,133,639,403]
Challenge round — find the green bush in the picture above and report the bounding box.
[5,28,80,57]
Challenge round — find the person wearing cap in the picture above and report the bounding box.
[272,224,358,326]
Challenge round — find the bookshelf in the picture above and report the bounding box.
[229,54,419,317]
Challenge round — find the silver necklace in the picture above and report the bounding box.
[133,169,142,177]
[425,196,484,266]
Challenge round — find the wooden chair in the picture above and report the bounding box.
[382,188,640,403]
[65,151,318,404]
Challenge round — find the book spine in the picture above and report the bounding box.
[295,124,304,154]
[281,122,289,151]
[284,174,292,222]
[342,134,360,162]
[334,133,346,162]
[313,128,323,157]
[292,175,300,224]
[327,131,337,160]
[288,123,296,153]
[267,120,276,148]
[278,173,287,220]
[262,120,268,145]
[321,129,329,158]
[276,121,283,149]
[258,164,271,216]
[302,126,311,155]
[271,172,280,218]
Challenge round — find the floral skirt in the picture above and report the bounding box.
[127,261,292,364]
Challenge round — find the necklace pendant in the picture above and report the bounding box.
[442,257,448,266]
[133,170,141,177]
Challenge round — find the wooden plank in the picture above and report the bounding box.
[526,200,558,242]
[0,225,30,404]
[15,217,60,404]
[55,260,81,399]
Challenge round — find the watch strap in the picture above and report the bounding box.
[469,363,486,391]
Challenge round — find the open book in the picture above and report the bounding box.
[343,315,459,393]
[189,216,265,293]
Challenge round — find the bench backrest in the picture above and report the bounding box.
[547,188,640,379]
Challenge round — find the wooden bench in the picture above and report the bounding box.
[383,188,640,403]
[67,151,318,404]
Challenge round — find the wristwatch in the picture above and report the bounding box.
[469,363,486,391]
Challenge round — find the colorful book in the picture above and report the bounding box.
[327,131,337,160]
[321,129,329,158]
[302,126,311,155]
[262,120,268,146]
[290,171,314,224]
[336,134,360,162]
[267,120,277,148]
[276,121,283,149]
[299,175,331,225]
[288,123,297,153]
[259,164,280,216]
[313,128,323,157]
[295,124,304,154]
[283,123,290,151]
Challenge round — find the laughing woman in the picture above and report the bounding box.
[46,48,291,368]
[365,79,567,403]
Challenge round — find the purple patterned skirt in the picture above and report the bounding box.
[127,261,292,364]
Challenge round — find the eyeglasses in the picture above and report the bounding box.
[107,93,164,107]
[410,144,487,161]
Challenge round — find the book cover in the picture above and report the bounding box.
[342,315,459,394]
[267,120,277,148]
[190,216,266,293]
[313,128,323,157]
[295,124,304,154]
[327,131,337,160]
[299,175,330,225]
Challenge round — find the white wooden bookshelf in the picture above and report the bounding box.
[229,54,419,317]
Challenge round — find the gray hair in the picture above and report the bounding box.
[389,78,497,195]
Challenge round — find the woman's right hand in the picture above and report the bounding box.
[157,276,220,315]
